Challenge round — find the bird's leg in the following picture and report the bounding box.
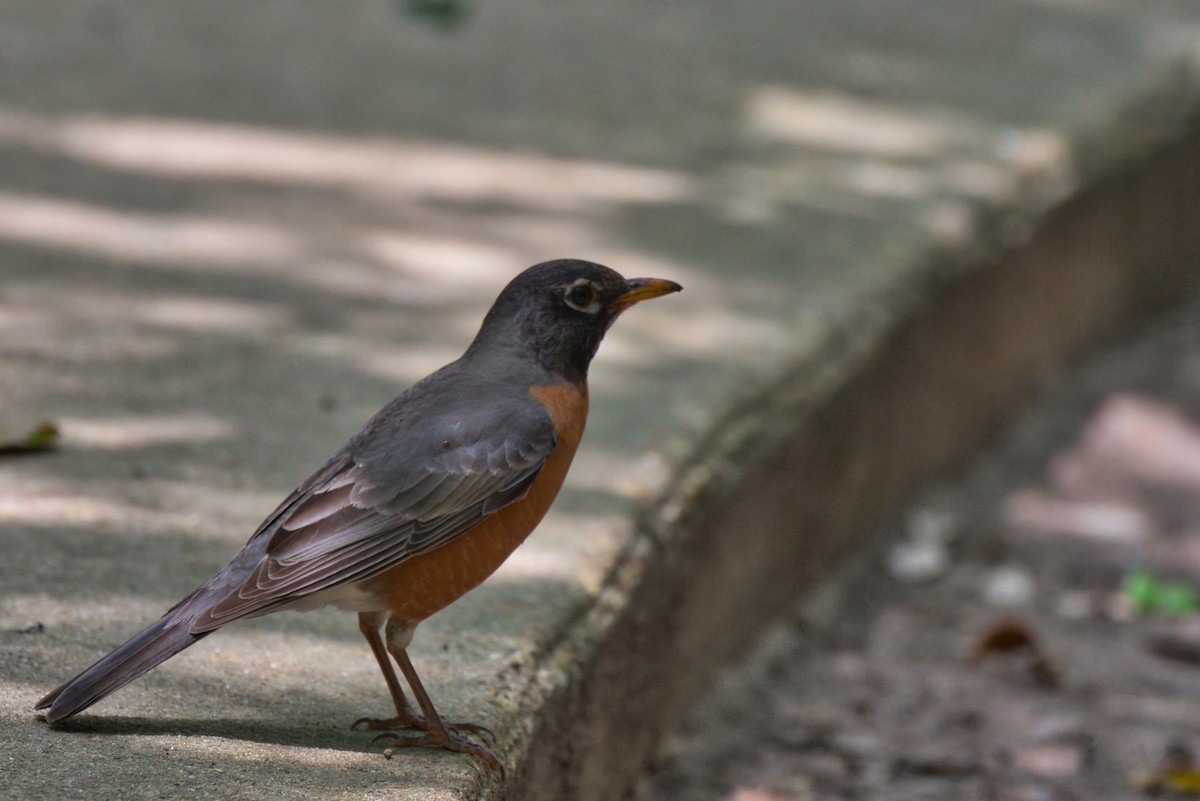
[371,616,503,775]
[353,614,494,740]
[351,611,423,731]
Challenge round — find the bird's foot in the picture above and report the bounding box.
[373,730,504,776]
[351,713,418,732]
[352,714,495,743]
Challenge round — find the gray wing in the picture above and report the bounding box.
[189,393,556,633]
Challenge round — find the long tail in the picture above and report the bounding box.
[35,604,211,724]
[36,516,283,723]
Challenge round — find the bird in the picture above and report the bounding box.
[35,259,681,774]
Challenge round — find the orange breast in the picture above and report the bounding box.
[363,381,588,624]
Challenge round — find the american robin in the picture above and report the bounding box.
[35,259,681,773]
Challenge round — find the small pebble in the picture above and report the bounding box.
[886,540,948,583]
[984,566,1036,607]
[886,507,959,583]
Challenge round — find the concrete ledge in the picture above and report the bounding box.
[506,73,1200,800]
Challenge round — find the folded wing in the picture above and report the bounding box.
[190,394,556,632]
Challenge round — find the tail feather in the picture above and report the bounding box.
[36,527,272,723]
[35,611,208,723]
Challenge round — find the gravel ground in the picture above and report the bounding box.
[641,292,1200,801]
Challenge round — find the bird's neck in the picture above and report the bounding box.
[465,317,595,385]
[461,336,586,388]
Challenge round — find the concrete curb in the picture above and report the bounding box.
[500,58,1200,800]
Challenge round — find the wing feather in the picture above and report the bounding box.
[189,389,556,633]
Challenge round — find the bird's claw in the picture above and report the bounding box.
[353,714,493,742]
[373,730,504,776]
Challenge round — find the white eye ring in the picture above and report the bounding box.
[563,279,601,313]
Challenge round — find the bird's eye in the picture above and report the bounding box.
[564,281,598,312]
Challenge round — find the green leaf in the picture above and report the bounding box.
[1123,570,1200,615]
[0,421,59,457]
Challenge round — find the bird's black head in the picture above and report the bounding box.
[466,259,681,383]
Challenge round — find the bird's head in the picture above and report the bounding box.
[466,259,682,382]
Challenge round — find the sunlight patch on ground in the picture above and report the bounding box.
[0,108,693,210]
[0,490,172,530]
[746,85,1003,158]
[0,488,223,542]
[0,473,278,540]
[362,231,525,290]
[0,191,302,268]
[712,151,1022,225]
[0,305,43,332]
[58,414,235,449]
[0,591,165,634]
[738,86,1070,221]
[127,296,291,334]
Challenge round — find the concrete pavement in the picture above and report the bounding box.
[3,2,1200,799]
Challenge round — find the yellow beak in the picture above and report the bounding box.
[607,277,683,313]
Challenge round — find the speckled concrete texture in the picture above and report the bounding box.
[3,2,1200,800]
